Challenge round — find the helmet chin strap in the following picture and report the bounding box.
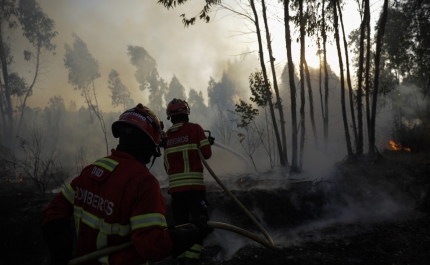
[148,146,162,169]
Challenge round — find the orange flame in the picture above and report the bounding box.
[389,140,411,152]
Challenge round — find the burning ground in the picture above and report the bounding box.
[1,151,430,265]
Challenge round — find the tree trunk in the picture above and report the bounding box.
[91,81,109,156]
[369,0,389,154]
[0,25,13,146]
[304,59,318,149]
[322,0,330,154]
[284,0,299,172]
[298,0,306,171]
[261,0,289,165]
[356,0,367,156]
[364,0,371,151]
[337,0,358,147]
[332,0,353,158]
[250,0,285,166]
[17,46,41,138]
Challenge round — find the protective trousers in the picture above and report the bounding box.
[171,190,209,263]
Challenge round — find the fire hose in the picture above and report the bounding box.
[68,131,277,265]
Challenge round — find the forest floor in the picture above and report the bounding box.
[1,150,430,265]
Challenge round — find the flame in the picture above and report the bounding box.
[389,140,411,152]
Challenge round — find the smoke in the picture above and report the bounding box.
[18,0,250,113]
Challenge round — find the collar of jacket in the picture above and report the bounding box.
[110,149,148,168]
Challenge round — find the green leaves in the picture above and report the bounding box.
[249,71,271,107]
[127,45,157,91]
[158,0,221,27]
[64,33,100,91]
[23,50,31,61]
[234,99,259,129]
[108,69,132,109]
[17,0,57,51]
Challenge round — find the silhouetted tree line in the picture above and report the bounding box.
[1,0,429,181]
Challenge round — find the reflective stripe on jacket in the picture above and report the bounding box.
[163,122,212,193]
[43,149,173,265]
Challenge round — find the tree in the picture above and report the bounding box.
[232,99,260,173]
[337,0,358,146]
[261,0,288,166]
[108,69,132,111]
[127,45,167,115]
[0,0,57,147]
[0,0,18,146]
[207,73,235,109]
[250,71,277,168]
[64,33,108,155]
[188,88,206,111]
[43,95,66,133]
[283,0,299,171]
[249,0,286,167]
[369,0,389,154]
[321,0,330,153]
[165,75,187,103]
[332,0,353,159]
[355,0,368,155]
[15,0,57,137]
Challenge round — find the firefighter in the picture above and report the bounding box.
[163,98,215,265]
[42,103,213,265]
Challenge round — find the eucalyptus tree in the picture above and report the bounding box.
[108,69,132,111]
[64,34,108,155]
[283,0,299,171]
[0,0,57,147]
[355,0,368,155]
[166,75,187,103]
[127,45,167,115]
[15,0,57,137]
[369,0,389,155]
[320,0,330,153]
[261,0,288,166]
[248,0,286,166]
[332,0,353,158]
[364,0,371,143]
[337,0,358,145]
[0,0,17,145]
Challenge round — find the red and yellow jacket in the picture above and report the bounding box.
[43,149,173,265]
[163,122,212,194]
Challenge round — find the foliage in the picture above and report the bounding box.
[64,34,100,92]
[157,0,221,27]
[207,73,235,109]
[249,71,270,108]
[108,69,132,111]
[385,1,430,89]
[165,75,187,103]
[234,99,259,128]
[127,45,158,91]
[5,125,69,197]
[127,45,167,116]
[17,0,57,52]
[64,33,108,155]
[0,0,57,147]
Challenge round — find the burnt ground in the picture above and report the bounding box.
[1,151,430,265]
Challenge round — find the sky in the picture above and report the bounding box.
[14,0,386,112]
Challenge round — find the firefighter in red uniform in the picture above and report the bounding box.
[42,103,213,265]
[163,98,215,265]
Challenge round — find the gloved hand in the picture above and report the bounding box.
[208,136,215,145]
[167,223,199,259]
[189,215,214,241]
